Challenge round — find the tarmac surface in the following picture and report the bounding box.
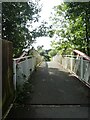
[6,61,90,119]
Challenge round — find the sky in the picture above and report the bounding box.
[32,0,63,50]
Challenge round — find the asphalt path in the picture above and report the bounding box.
[6,61,90,119]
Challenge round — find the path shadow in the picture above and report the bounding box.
[26,64,90,105]
[6,62,90,119]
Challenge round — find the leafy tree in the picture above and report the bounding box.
[37,45,51,61]
[49,49,57,57]
[49,2,90,56]
[48,3,73,55]
[48,40,59,57]
[65,2,90,55]
[2,1,48,57]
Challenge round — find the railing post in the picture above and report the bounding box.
[84,62,89,83]
[25,57,28,79]
[71,55,73,71]
[80,57,83,80]
[65,55,67,69]
[13,60,16,90]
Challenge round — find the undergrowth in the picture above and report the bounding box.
[15,80,33,104]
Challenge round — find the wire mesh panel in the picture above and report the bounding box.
[67,57,71,70]
[16,57,36,88]
[72,58,76,72]
[83,60,90,84]
[75,59,81,77]
[54,54,90,86]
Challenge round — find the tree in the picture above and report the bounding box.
[49,3,73,55]
[65,2,90,56]
[37,45,51,61]
[49,2,90,56]
[2,1,48,57]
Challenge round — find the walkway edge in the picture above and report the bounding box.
[57,61,90,89]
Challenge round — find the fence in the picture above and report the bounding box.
[2,40,15,118]
[13,56,37,89]
[53,54,90,86]
[2,40,43,119]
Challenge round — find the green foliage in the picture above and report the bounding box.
[49,2,90,56]
[2,2,38,57]
[65,2,90,55]
[37,46,51,61]
[49,40,74,56]
[16,81,32,104]
[2,2,49,57]
[49,50,57,57]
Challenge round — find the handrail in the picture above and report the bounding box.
[13,56,36,90]
[13,56,32,61]
[53,54,90,87]
[73,50,90,61]
[13,56,33,64]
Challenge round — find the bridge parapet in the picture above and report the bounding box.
[13,54,43,90]
[53,54,90,87]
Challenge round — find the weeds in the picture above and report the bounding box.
[15,81,33,104]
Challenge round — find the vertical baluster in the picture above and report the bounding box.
[13,60,16,90]
[80,57,83,80]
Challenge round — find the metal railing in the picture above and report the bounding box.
[53,54,90,86]
[13,56,36,90]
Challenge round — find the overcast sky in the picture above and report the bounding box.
[32,0,63,50]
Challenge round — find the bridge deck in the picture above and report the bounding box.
[6,61,90,118]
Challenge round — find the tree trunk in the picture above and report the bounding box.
[85,9,90,56]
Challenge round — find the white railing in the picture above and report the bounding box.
[53,54,90,86]
[13,56,36,90]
